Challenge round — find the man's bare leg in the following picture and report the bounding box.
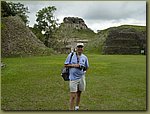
[70,92,76,110]
[75,91,82,110]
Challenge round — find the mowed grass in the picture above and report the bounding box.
[1,54,146,110]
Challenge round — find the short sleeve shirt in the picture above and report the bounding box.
[64,52,89,80]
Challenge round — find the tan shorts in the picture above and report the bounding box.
[69,76,86,92]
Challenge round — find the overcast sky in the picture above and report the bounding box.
[12,1,146,33]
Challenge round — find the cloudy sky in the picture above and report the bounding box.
[12,1,146,33]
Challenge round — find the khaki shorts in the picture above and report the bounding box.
[69,76,86,92]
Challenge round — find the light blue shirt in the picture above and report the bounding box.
[64,52,89,80]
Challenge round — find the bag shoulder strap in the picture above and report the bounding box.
[69,52,74,64]
[76,52,80,63]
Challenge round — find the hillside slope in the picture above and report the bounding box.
[1,16,54,57]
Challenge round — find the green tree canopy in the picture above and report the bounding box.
[35,6,58,32]
[7,2,30,25]
[1,1,15,17]
[34,6,58,47]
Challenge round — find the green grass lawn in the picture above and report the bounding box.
[1,54,146,110]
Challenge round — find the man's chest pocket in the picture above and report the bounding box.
[79,58,86,66]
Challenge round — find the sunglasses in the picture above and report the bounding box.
[77,45,84,48]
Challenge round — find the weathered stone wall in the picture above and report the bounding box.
[1,16,53,57]
[102,29,146,54]
[63,17,88,29]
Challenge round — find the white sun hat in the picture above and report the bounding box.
[76,43,84,47]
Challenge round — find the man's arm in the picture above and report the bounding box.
[64,64,80,68]
[84,57,89,71]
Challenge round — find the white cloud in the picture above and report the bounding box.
[87,18,146,33]
[10,1,146,33]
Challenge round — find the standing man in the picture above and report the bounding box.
[64,43,89,110]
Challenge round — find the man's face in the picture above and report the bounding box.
[76,45,84,53]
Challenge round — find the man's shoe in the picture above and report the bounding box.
[75,106,79,110]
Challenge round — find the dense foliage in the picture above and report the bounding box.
[34,6,58,47]
[1,1,29,25]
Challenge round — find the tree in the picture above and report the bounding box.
[35,6,58,47]
[7,2,29,25]
[1,1,15,17]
